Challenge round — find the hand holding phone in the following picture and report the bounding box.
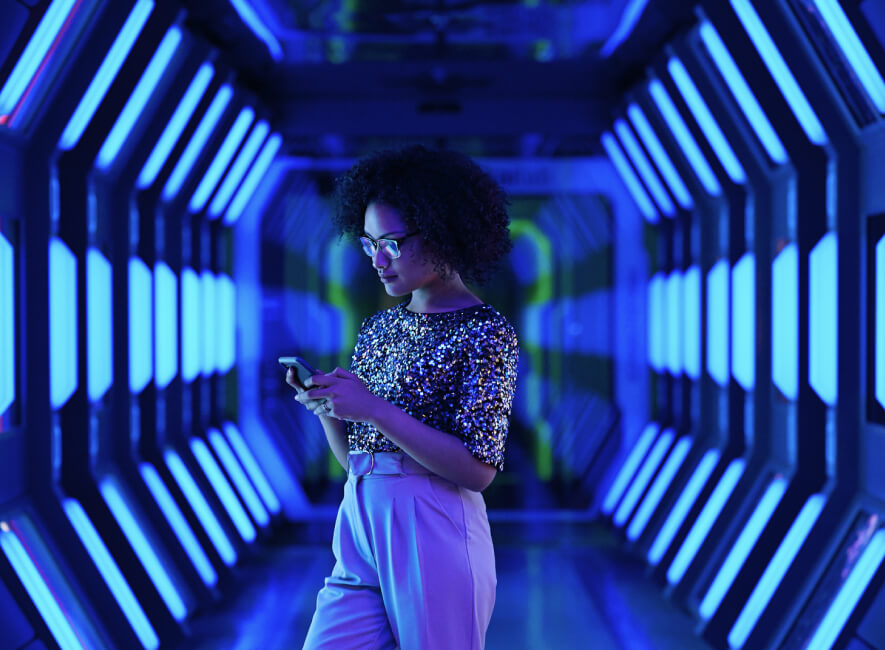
[278,356,321,390]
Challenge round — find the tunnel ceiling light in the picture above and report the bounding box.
[684,265,701,380]
[601,0,649,57]
[190,437,257,543]
[648,79,722,197]
[200,271,217,376]
[208,120,269,218]
[730,0,828,145]
[627,436,693,542]
[614,429,674,528]
[772,243,799,400]
[154,262,178,389]
[706,259,730,387]
[87,248,113,403]
[222,422,281,515]
[601,423,659,515]
[877,236,885,410]
[667,270,683,375]
[181,268,200,382]
[0,234,13,415]
[648,273,666,372]
[809,232,838,406]
[229,0,283,61]
[138,63,215,189]
[50,238,77,409]
[129,257,153,394]
[668,56,747,185]
[732,253,756,391]
[627,103,694,210]
[59,0,154,151]
[217,274,236,373]
[601,131,658,223]
[699,20,789,165]
[614,118,675,217]
[224,132,283,225]
[208,429,269,527]
[189,106,255,214]
[96,26,182,171]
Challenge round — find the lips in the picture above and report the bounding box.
[379,275,397,283]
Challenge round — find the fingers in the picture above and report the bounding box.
[285,368,305,392]
[330,367,357,379]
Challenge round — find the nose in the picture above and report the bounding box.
[372,246,389,270]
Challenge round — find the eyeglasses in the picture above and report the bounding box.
[359,232,419,259]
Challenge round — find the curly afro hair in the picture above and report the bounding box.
[333,144,512,286]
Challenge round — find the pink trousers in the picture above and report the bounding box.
[302,452,497,649]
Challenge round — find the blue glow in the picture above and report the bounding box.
[164,448,237,566]
[208,429,269,527]
[59,0,154,150]
[50,237,77,409]
[614,118,675,217]
[139,463,217,587]
[707,259,730,387]
[0,526,83,649]
[601,423,659,515]
[62,498,159,649]
[648,273,665,372]
[0,0,78,117]
[648,79,722,196]
[667,458,745,585]
[614,429,674,527]
[667,270,683,375]
[730,0,828,145]
[772,244,799,400]
[96,27,182,170]
[154,262,178,389]
[809,233,838,406]
[649,449,721,566]
[189,106,254,214]
[699,20,788,165]
[601,131,658,223]
[162,84,233,202]
[601,0,649,57]
[668,57,746,185]
[208,121,269,218]
[700,477,787,620]
[217,275,235,373]
[229,0,283,61]
[137,63,214,189]
[684,265,701,380]
[627,103,694,210]
[225,133,282,224]
[87,248,113,403]
[222,422,281,514]
[200,271,216,376]
[877,237,885,409]
[627,436,692,541]
[728,493,826,648]
[732,253,756,390]
[812,0,885,113]
[0,234,13,414]
[128,257,153,394]
[181,268,200,382]
[99,477,188,621]
[190,437,257,543]
[807,529,885,649]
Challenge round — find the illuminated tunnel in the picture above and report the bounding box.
[0,0,884,648]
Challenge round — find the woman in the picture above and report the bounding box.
[289,145,519,650]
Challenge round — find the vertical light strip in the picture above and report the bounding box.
[87,248,113,403]
[728,493,826,648]
[601,423,660,515]
[208,429,269,526]
[222,422,281,514]
[188,107,255,214]
[208,121,269,218]
[809,233,838,406]
[224,132,282,225]
[217,274,235,373]
[128,257,153,394]
[877,236,885,409]
[648,273,666,371]
[627,436,693,541]
[0,234,13,414]
[627,103,694,209]
[667,270,683,375]
[181,268,200,382]
[189,437,257,543]
[614,428,674,527]
[707,259,730,387]
[200,271,216,376]
[601,131,659,223]
[62,499,159,649]
[684,265,701,380]
[772,244,799,400]
[50,237,77,409]
[614,118,676,216]
[732,253,756,391]
[154,262,178,389]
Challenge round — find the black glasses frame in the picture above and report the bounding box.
[359,232,419,259]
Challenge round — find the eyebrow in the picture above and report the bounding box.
[363,230,407,239]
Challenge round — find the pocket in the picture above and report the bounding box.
[422,475,467,539]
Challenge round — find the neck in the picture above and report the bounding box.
[406,274,481,313]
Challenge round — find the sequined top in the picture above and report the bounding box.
[347,300,519,471]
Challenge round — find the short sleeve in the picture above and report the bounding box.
[453,321,519,471]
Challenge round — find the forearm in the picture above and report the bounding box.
[319,415,349,469]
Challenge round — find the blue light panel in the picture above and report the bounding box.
[728,493,826,648]
[648,273,665,372]
[684,265,701,380]
[668,57,747,185]
[208,429,269,527]
[614,428,674,527]
[0,525,83,649]
[707,259,730,387]
[96,26,182,171]
[0,234,13,415]
[812,0,885,113]
[649,449,721,566]
[154,262,177,389]
[773,244,799,400]
[162,84,233,202]
[129,257,153,394]
[208,120,269,218]
[614,118,675,217]
[601,0,650,57]
[87,248,113,403]
[164,448,237,566]
[627,436,692,541]
[222,422,281,514]
[809,233,838,406]
[189,106,255,214]
[648,79,722,197]
[181,268,200,382]
[225,133,282,225]
[667,270,683,375]
[62,498,159,649]
[139,463,217,587]
[807,529,885,649]
[730,0,828,146]
[229,0,284,61]
[877,236,885,409]
[699,20,788,165]
[601,423,659,515]
[58,0,155,150]
[99,477,188,622]
[699,477,787,620]
[601,131,658,223]
[732,253,756,391]
[217,274,235,373]
[50,237,77,409]
[200,271,216,377]
[627,103,694,210]
[667,458,746,585]
[137,63,214,189]
[189,437,257,543]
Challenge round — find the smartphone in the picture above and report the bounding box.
[278,356,322,390]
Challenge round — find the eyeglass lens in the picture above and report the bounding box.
[360,237,400,259]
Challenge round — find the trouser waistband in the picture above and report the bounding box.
[347,451,432,476]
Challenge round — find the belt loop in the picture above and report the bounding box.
[366,451,374,476]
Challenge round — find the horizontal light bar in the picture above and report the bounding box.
[648,273,665,371]
[602,423,659,515]
[225,133,282,225]
[809,233,838,406]
[614,428,674,527]
[189,106,255,214]
[181,268,200,382]
[217,274,235,373]
[707,259,730,387]
[773,244,799,400]
[190,437,257,543]
[208,120,269,218]
[877,236,885,409]
[684,265,701,380]
[87,248,113,402]
[222,422,281,515]
[732,253,756,390]
[129,257,153,394]
[614,118,675,217]
[601,131,658,222]
[154,262,177,389]
[0,234,13,414]
[208,429,269,526]
[627,435,692,541]
[50,238,77,409]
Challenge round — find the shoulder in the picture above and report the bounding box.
[463,305,518,354]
